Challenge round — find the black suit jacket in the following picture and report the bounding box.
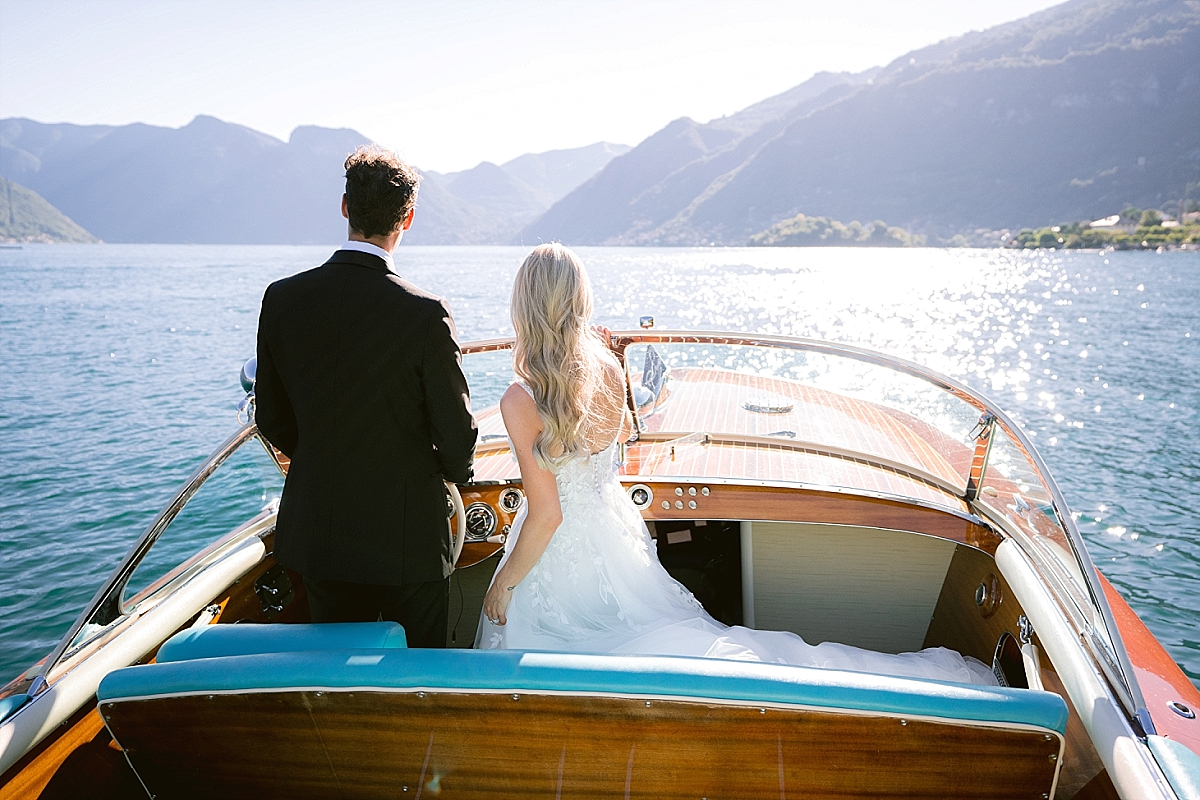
[255,249,477,585]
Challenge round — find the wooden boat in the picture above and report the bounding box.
[1,330,1197,800]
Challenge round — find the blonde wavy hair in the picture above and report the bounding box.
[512,243,621,468]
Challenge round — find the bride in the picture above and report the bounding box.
[477,243,996,686]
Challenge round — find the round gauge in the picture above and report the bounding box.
[498,487,525,514]
[627,484,653,510]
[465,502,497,540]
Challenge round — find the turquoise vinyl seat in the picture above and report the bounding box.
[0,693,27,723]
[1148,736,1200,800]
[156,622,406,663]
[100,628,1068,735]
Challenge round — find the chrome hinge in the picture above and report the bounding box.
[1018,614,1034,645]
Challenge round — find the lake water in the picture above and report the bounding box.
[1,244,1197,686]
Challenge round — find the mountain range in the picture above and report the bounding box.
[0,117,627,244]
[525,0,1200,244]
[2,0,1196,246]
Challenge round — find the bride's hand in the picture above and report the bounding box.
[591,325,616,351]
[483,579,513,626]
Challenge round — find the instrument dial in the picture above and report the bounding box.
[499,487,524,514]
[627,484,654,510]
[464,502,497,540]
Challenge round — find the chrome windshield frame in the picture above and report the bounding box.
[461,329,1149,730]
[30,422,272,696]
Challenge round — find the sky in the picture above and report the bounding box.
[0,0,1063,173]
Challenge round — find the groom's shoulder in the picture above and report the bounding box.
[262,263,326,303]
[384,275,451,316]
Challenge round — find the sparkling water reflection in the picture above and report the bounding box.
[0,244,1196,685]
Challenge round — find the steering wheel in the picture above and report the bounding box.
[445,481,467,572]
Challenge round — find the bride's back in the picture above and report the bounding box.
[511,243,629,465]
[581,353,628,455]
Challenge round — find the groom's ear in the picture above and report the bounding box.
[341,194,350,220]
[401,208,415,231]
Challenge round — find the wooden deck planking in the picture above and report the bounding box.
[469,367,974,511]
[649,368,966,487]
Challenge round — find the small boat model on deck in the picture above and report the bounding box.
[1,330,1197,799]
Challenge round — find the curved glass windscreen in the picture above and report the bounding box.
[622,342,982,486]
[120,435,283,610]
[977,429,1101,633]
[458,332,1132,714]
[461,337,984,508]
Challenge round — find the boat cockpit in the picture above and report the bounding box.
[2,331,1197,800]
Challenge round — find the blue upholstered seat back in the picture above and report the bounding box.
[102,625,1068,735]
[156,622,406,663]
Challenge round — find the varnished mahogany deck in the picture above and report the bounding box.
[470,363,975,505]
[104,690,1062,800]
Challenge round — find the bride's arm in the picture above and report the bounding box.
[482,384,563,625]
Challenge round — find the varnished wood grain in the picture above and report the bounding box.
[451,486,514,568]
[922,547,1112,800]
[1073,769,1121,800]
[923,545,1023,663]
[209,532,309,624]
[1097,571,1200,754]
[104,690,1061,800]
[0,708,104,799]
[645,482,1000,552]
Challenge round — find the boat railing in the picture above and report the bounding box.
[460,329,1151,734]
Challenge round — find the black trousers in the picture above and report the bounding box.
[304,575,449,648]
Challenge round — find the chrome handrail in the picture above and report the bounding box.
[30,423,261,695]
[461,329,1149,729]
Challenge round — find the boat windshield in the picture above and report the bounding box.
[463,335,984,505]
[460,331,1140,719]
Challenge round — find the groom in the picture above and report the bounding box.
[254,145,477,647]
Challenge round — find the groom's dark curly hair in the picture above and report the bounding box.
[344,145,420,238]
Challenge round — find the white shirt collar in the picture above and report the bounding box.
[341,240,395,271]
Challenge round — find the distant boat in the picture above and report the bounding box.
[0,244,22,249]
[1,330,1197,798]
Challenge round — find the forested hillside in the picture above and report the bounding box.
[523,0,1200,245]
[0,177,95,243]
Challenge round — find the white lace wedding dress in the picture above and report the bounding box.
[475,410,996,686]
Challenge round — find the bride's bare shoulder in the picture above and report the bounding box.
[501,382,534,408]
[500,382,539,424]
